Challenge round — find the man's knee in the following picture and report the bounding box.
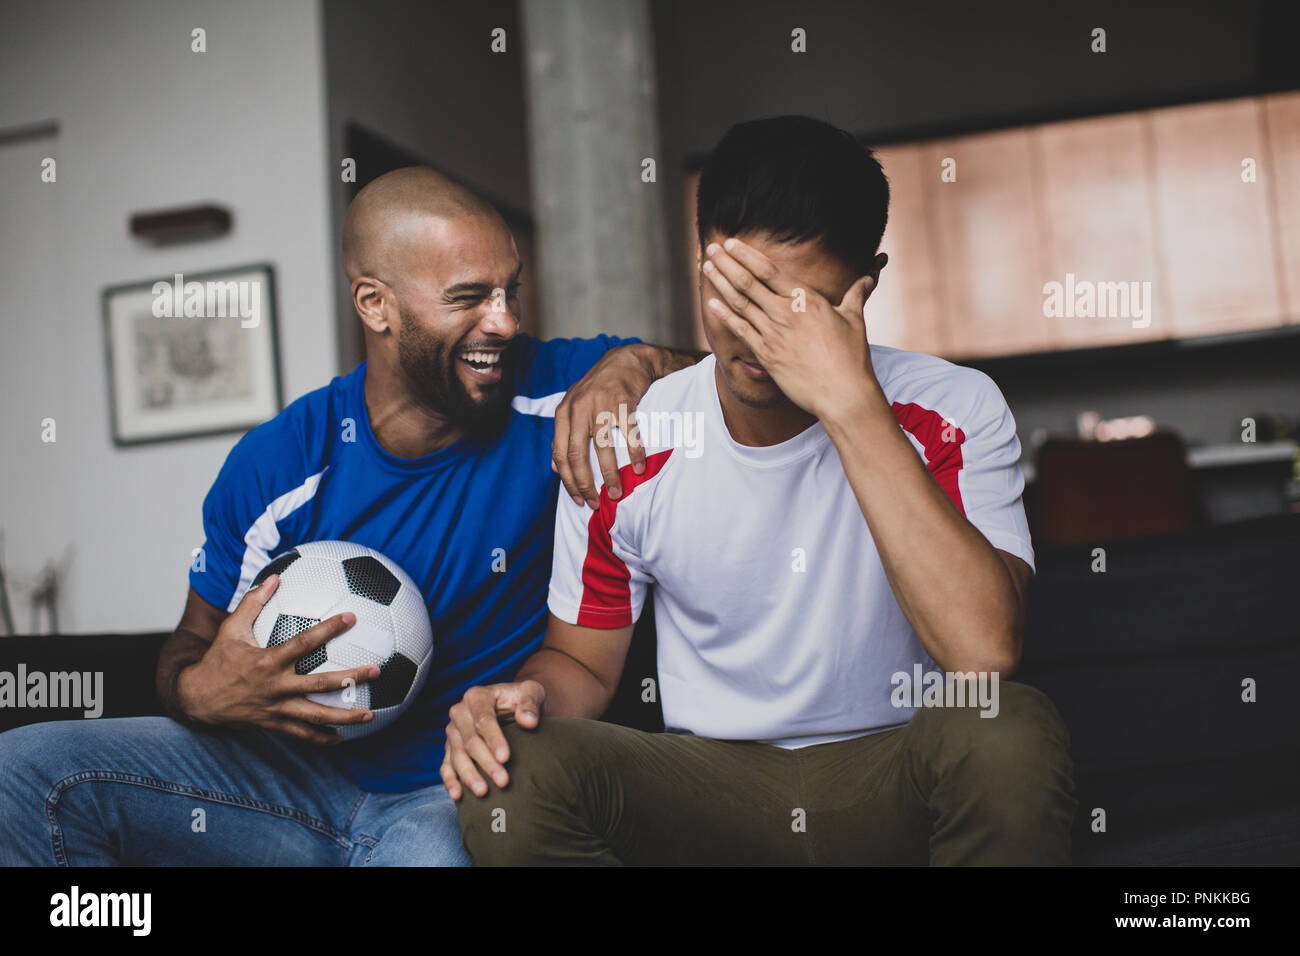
[907,680,1076,862]
[0,718,190,831]
[906,682,1075,815]
[0,722,77,801]
[456,717,598,864]
[0,721,90,862]
[364,793,472,867]
[909,679,1071,770]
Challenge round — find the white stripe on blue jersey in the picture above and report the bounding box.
[228,468,327,611]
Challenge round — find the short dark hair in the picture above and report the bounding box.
[696,115,890,275]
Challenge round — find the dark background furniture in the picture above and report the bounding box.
[1016,513,1300,864]
[1031,432,1206,548]
[3,513,1297,865]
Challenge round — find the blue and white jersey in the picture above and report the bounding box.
[190,333,635,792]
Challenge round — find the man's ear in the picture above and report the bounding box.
[839,252,890,319]
[352,276,391,334]
[870,251,889,281]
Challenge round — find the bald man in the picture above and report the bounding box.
[0,167,701,866]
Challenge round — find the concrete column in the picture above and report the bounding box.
[520,0,674,342]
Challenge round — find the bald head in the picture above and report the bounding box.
[342,166,500,283]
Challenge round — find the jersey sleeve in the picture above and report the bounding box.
[950,371,1036,572]
[190,436,263,612]
[512,333,642,398]
[547,444,654,629]
[890,365,1034,572]
[189,411,322,613]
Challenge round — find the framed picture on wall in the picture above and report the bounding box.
[102,263,282,446]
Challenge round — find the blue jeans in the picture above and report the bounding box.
[0,717,470,866]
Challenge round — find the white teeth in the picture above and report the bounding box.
[460,351,500,366]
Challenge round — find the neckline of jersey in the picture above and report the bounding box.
[352,362,477,473]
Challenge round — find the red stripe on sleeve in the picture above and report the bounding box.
[576,449,674,628]
[891,402,967,515]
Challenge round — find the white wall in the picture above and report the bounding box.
[0,0,335,633]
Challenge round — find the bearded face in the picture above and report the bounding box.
[397,310,513,439]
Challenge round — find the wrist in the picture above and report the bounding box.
[819,378,891,434]
[173,663,209,725]
[625,342,666,379]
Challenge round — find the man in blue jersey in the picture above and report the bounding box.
[0,166,700,866]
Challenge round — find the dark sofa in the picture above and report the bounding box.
[3,513,1298,865]
[1014,512,1300,864]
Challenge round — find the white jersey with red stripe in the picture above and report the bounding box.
[548,347,1034,747]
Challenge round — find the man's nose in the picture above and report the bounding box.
[477,292,519,337]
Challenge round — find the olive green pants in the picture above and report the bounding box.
[457,681,1076,865]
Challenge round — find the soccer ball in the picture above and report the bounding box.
[249,540,434,740]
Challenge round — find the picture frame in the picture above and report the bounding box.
[102,263,283,446]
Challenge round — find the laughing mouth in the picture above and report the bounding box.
[458,350,503,372]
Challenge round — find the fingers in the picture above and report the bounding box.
[566,417,601,509]
[448,687,510,794]
[440,751,462,801]
[270,611,355,668]
[444,681,545,798]
[514,680,546,728]
[564,396,636,507]
[551,397,584,507]
[464,722,509,791]
[445,723,491,798]
[625,412,647,476]
[230,573,280,630]
[593,425,623,502]
[703,245,787,319]
[701,260,771,335]
[709,237,794,297]
[295,663,380,696]
[838,274,878,324]
[268,716,345,747]
[280,695,373,728]
[706,295,764,356]
[470,687,513,766]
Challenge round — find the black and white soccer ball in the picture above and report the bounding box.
[250,540,434,740]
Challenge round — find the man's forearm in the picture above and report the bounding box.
[516,646,614,719]
[155,628,211,722]
[822,386,1022,674]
